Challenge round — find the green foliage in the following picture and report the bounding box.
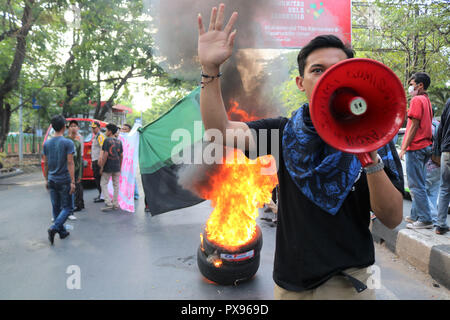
[275,0,449,117]
[353,0,449,115]
[1,0,449,145]
[272,51,307,118]
[428,85,450,116]
[125,77,198,126]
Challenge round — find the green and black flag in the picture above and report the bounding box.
[138,87,206,215]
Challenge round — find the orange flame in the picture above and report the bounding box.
[203,149,277,251]
[227,99,259,122]
[213,259,223,268]
[200,100,278,251]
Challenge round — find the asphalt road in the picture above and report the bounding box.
[0,171,449,300]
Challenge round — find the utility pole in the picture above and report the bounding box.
[18,89,23,165]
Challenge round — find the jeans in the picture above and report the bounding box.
[70,182,84,211]
[75,181,84,208]
[406,145,433,223]
[48,180,72,231]
[425,161,441,224]
[436,152,450,228]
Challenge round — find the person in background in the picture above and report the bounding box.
[399,72,434,229]
[42,115,75,245]
[121,124,132,132]
[121,123,139,200]
[434,98,450,235]
[74,124,85,211]
[67,120,83,220]
[99,123,123,211]
[426,119,441,226]
[91,121,105,203]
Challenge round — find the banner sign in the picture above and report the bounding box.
[107,125,140,212]
[257,0,352,48]
[158,1,351,50]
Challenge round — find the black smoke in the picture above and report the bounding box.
[144,0,289,118]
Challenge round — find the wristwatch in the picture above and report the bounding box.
[364,154,384,175]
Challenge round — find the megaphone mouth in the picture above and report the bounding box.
[310,58,406,154]
[349,97,368,116]
[329,88,368,121]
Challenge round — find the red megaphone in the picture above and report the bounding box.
[310,58,406,167]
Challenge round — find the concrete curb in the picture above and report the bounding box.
[0,168,23,179]
[371,219,450,289]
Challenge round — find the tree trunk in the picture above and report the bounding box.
[95,67,135,121]
[98,100,113,121]
[62,47,77,117]
[94,52,102,119]
[0,100,12,153]
[0,0,35,152]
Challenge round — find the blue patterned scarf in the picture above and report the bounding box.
[282,103,402,215]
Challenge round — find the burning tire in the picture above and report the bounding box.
[197,225,263,285]
[201,224,263,257]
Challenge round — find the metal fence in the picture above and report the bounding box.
[3,134,44,155]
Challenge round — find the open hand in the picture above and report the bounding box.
[197,3,238,72]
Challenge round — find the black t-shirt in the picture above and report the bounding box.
[436,101,450,152]
[102,137,123,173]
[246,117,403,292]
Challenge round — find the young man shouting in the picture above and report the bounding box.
[197,4,403,299]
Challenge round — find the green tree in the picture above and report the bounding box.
[0,0,170,153]
[272,51,307,117]
[353,0,449,114]
[276,0,449,118]
[126,77,197,126]
[57,0,165,121]
[0,0,69,151]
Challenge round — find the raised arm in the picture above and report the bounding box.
[43,154,49,190]
[67,153,75,195]
[197,3,255,151]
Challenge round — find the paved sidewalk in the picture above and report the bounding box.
[371,200,450,290]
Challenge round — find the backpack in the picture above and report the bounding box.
[431,119,441,166]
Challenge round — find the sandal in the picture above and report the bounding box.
[435,226,449,235]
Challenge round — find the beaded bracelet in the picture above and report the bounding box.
[200,71,222,88]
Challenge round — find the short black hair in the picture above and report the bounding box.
[68,120,78,127]
[106,123,118,135]
[297,35,355,77]
[409,72,431,90]
[123,123,132,130]
[51,115,66,132]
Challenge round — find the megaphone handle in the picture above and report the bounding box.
[357,153,374,167]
